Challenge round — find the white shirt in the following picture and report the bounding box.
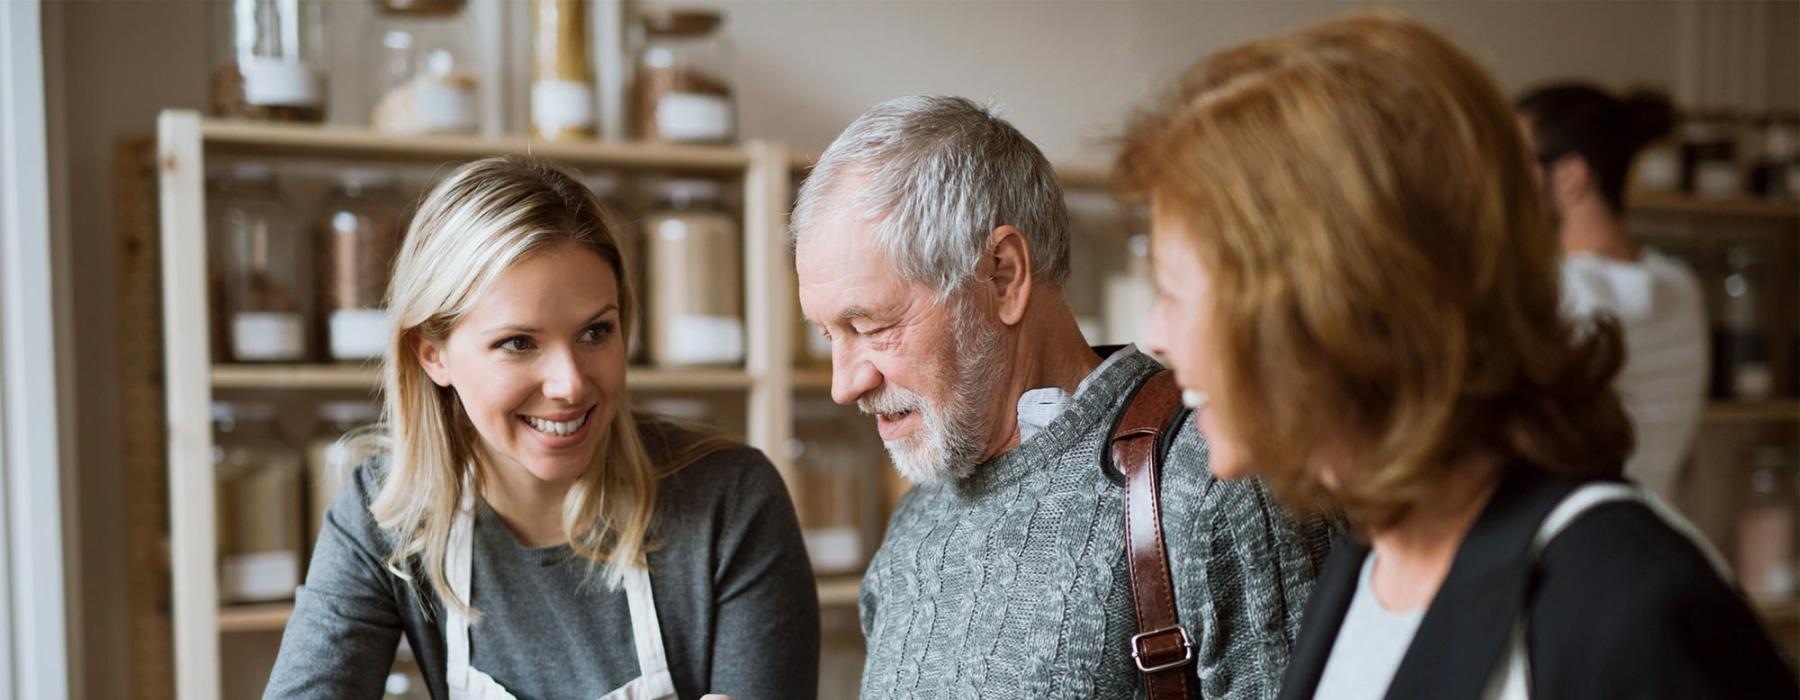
[1560,251,1709,501]
[1313,554,1425,700]
[1016,345,1138,442]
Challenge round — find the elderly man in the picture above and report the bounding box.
[792,95,1335,699]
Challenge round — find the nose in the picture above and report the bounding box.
[540,346,591,404]
[829,342,882,407]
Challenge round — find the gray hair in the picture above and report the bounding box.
[789,95,1071,296]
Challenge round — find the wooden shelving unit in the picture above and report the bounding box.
[1630,191,1800,219]
[156,111,798,700]
[1703,400,1800,424]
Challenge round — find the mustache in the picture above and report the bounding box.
[858,386,926,416]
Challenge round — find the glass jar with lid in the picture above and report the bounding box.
[210,0,328,123]
[645,179,743,366]
[586,173,647,363]
[631,7,737,143]
[1737,445,1799,605]
[209,164,313,363]
[790,398,876,573]
[318,170,406,362]
[531,0,597,141]
[1710,242,1772,399]
[366,0,483,135]
[213,402,305,603]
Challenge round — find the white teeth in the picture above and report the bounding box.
[525,411,588,437]
[1182,390,1210,410]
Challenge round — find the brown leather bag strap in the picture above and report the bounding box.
[1110,369,1196,700]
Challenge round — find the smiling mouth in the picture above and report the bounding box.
[520,408,593,437]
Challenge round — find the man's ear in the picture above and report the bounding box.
[413,332,453,387]
[1549,154,1593,207]
[985,225,1033,326]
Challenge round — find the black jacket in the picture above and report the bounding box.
[1278,467,1798,699]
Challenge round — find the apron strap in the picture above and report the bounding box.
[622,566,676,694]
[445,497,477,695]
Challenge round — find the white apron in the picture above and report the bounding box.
[443,500,678,700]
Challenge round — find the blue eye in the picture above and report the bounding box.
[580,321,617,344]
[496,336,535,353]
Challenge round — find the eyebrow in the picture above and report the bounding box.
[484,304,620,335]
[837,305,882,323]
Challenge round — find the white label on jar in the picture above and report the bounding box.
[803,526,862,572]
[240,56,322,108]
[532,79,595,134]
[656,92,734,142]
[222,550,299,602]
[329,308,391,360]
[663,314,744,365]
[1694,162,1743,199]
[1635,150,1681,192]
[232,312,306,361]
[412,81,479,134]
[1734,363,1774,399]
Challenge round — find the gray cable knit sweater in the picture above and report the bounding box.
[858,350,1337,700]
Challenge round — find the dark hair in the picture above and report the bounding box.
[1516,83,1678,213]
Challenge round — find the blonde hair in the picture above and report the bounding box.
[351,156,731,617]
[1116,11,1632,529]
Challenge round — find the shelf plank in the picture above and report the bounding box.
[198,118,751,173]
[1703,400,1800,424]
[216,575,863,632]
[218,602,293,634]
[211,364,757,391]
[1630,192,1800,218]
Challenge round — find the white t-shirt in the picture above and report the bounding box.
[1313,554,1425,700]
[1560,251,1709,500]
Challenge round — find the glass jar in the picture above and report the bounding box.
[318,170,405,361]
[1104,233,1153,346]
[1751,115,1799,200]
[306,401,379,542]
[631,7,736,143]
[213,402,305,603]
[366,0,482,135]
[791,398,873,573]
[531,0,596,141]
[1737,445,1798,605]
[211,0,328,123]
[1710,243,1772,399]
[209,164,312,363]
[645,179,743,366]
[1681,113,1743,199]
[586,173,647,363]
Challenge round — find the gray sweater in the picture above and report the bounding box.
[857,350,1337,699]
[265,427,820,700]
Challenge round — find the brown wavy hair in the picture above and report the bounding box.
[1114,11,1632,529]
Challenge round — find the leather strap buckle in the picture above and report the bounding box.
[1130,625,1194,673]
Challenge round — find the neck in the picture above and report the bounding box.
[984,291,1103,458]
[1364,453,1503,612]
[1559,198,1637,262]
[478,451,572,548]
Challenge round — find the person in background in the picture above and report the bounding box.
[792,95,1335,699]
[1118,11,1797,699]
[1516,83,1708,503]
[266,156,817,700]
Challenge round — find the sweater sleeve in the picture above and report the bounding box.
[1530,501,1799,699]
[1162,423,1341,700]
[702,449,822,700]
[264,464,405,699]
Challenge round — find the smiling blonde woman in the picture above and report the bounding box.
[265,156,818,700]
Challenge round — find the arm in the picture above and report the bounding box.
[705,450,822,700]
[1161,425,1338,700]
[264,465,405,699]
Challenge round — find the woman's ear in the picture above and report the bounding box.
[413,332,454,387]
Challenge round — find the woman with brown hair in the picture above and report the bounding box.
[1117,11,1795,699]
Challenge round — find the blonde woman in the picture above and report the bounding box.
[1117,12,1796,699]
[266,157,819,699]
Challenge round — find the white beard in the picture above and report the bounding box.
[859,295,1004,484]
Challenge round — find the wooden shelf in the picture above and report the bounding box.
[199,119,752,173]
[1703,400,1800,424]
[218,602,293,634]
[214,574,863,633]
[1759,600,1800,627]
[211,364,757,392]
[1630,192,1800,218]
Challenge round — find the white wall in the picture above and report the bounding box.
[46,1,1796,695]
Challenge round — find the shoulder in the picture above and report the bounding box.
[1535,496,1726,610]
[318,453,403,562]
[645,420,791,523]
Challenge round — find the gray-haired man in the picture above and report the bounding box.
[792,95,1336,699]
